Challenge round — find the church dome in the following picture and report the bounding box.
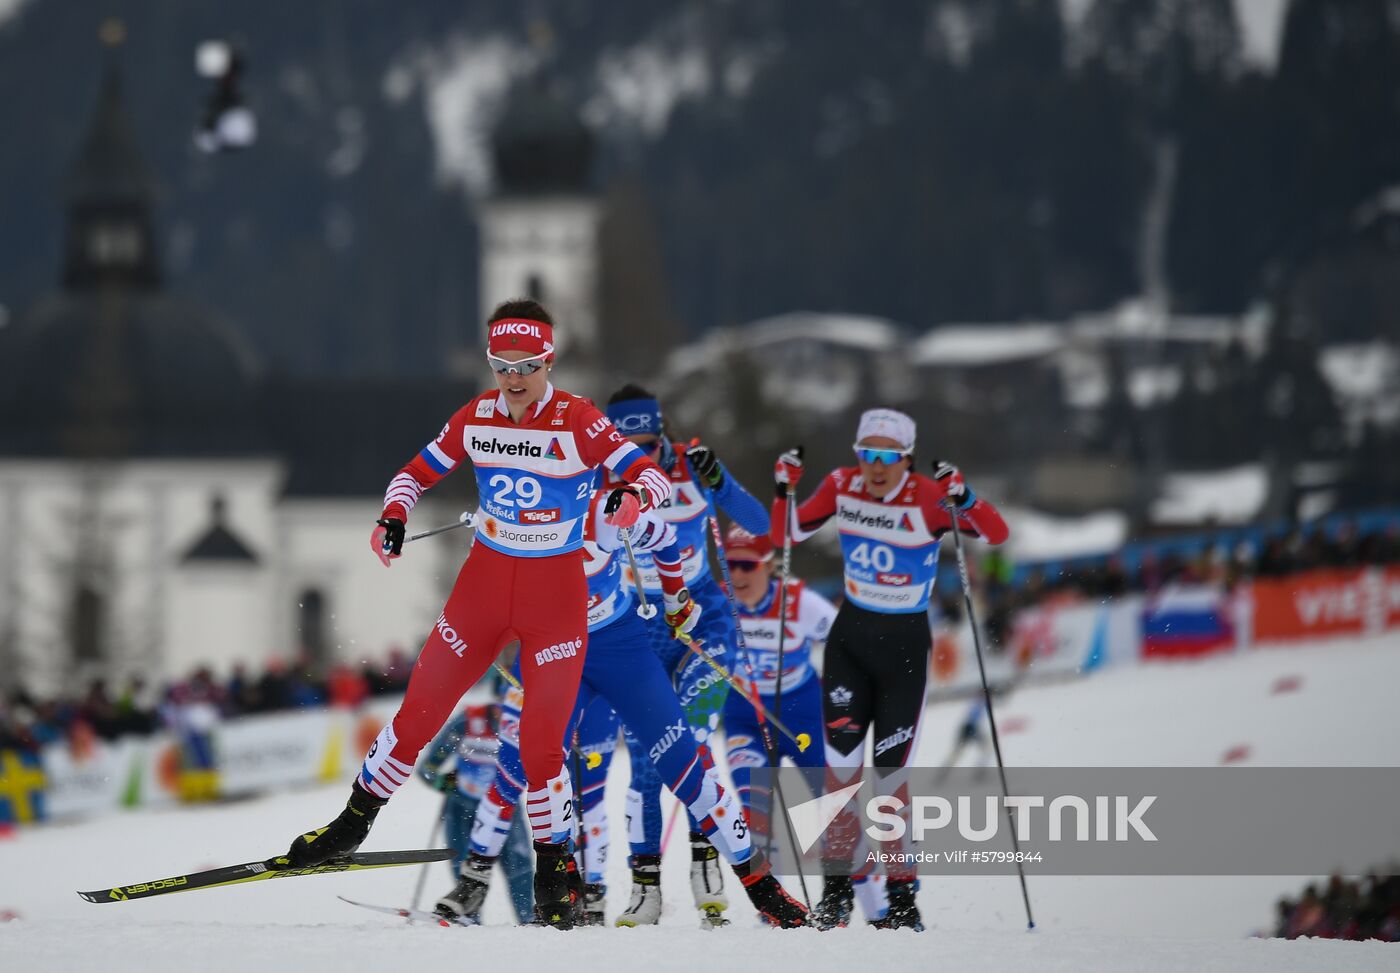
[0,292,265,457]
[491,79,594,196]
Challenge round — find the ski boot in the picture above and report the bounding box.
[566,855,585,926]
[853,871,890,925]
[284,781,386,867]
[873,878,924,931]
[532,840,576,929]
[581,883,607,926]
[435,852,493,923]
[691,831,730,928]
[615,854,662,927]
[811,874,855,930]
[736,855,809,929]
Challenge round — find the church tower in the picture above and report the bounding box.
[63,58,161,293]
[472,79,601,388]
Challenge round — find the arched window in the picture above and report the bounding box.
[298,588,328,666]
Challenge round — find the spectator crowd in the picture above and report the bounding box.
[1269,871,1400,942]
[0,649,416,755]
[959,517,1400,651]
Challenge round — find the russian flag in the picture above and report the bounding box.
[1142,585,1235,658]
[420,441,456,475]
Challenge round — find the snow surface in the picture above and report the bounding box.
[4,633,1399,971]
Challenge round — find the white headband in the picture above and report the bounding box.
[856,408,916,450]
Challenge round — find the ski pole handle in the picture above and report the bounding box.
[780,450,799,577]
[406,511,476,544]
[618,528,659,620]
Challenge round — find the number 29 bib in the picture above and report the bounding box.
[467,428,596,557]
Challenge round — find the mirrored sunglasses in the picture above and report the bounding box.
[854,444,911,465]
[487,352,549,376]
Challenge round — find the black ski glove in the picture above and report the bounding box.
[685,444,724,489]
[376,517,406,557]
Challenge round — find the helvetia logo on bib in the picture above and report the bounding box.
[471,436,542,457]
[543,437,567,461]
[897,512,916,532]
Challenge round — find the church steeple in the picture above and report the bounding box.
[62,23,160,291]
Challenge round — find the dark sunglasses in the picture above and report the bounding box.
[726,559,766,572]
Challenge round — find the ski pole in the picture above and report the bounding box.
[697,476,810,906]
[410,816,444,914]
[659,798,684,855]
[492,661,603,772]
[945,493,1036,931]
[689,476,811,751]
[406,511,476,544]
[770,447,801,722]
[493,661,521,691]
[571,723,588,885]
[616,526,659,620]
[666,615,813,755]
[612,521,811,753]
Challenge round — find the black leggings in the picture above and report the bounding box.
[821,603,930,770]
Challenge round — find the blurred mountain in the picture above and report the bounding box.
[0,0,1397,378]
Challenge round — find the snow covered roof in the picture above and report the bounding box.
[1001,506,1130,561]
[914,323,1063,366]
[739,311,903,351]
[667,311,903,375]
[914,308,1253,370]
[1150,465,1269,527]
[1353,184,1400,229]
[1319,342,1398,403]
[1318,341,1400,432]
